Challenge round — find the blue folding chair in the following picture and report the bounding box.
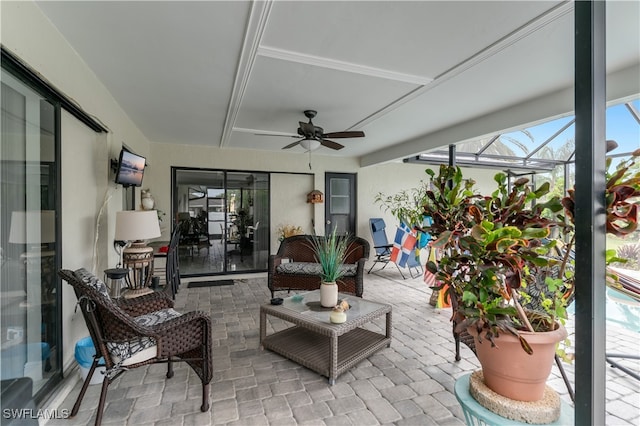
[403,245,423,279]
[368,218,420,279]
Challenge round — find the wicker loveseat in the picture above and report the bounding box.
[268,234,370,298]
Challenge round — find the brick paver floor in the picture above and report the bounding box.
[45,267,639,425]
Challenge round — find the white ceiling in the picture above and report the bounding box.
[35,1,640,166]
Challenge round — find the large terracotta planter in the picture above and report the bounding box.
[468,324,567,402]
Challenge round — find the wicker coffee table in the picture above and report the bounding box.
[259,291,392,385]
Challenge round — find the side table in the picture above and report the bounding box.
[454,373,574,426]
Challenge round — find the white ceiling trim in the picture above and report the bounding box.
[220,0,274,148]
[257,46,433,86]
[234,127,297,137]
[350,1,575,132]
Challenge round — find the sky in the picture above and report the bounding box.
[496,99,640,160]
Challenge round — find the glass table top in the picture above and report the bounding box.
[274,290,389,323]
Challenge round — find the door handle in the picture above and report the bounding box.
[326,220,331,225]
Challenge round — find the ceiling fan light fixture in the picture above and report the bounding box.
[300,138,321,151]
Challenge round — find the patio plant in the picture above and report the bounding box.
[308,228,353,307]
[421,164,571,401]
[376,164,571,333]
[431,171,567,333]
[276,224,304,242]
[427,145,640,401]
[561,141,640,293]
[376,147,640,402]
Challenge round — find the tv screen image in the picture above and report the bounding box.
[115,149,146,187]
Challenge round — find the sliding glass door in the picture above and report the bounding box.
[1,73,61,398]
[173,168,269,276]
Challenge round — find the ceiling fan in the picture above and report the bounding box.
[259,110,365,151]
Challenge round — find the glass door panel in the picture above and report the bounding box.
[325,173,355,235]
[226,172,269,271]
[207,187,226,271]
[173,169,269,275]
[1,76,60,395]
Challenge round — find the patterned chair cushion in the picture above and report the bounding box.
[74,268,112,301]
[107,308,182,366]
[134,308,182,327]
[276,262,357,277]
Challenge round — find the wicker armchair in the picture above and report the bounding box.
[59,268,212,426]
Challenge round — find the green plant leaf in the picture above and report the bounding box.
[520,227,551,239]
[462,291,478,305]
[495,238,519,253]
[431,231,452,249]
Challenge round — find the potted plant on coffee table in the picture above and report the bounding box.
[425,165,571,403]
[309,228,353,308]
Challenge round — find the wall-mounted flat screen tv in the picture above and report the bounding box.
[115,149,146,187]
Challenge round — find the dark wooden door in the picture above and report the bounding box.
[324,173,356,236]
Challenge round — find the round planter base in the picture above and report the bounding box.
[469,370,561,424]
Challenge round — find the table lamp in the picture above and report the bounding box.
[114,210,161,298]
[9,210,56,251]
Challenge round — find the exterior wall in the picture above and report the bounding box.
[269,173,314,254]
[60,111,109,359]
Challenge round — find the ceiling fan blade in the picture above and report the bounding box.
[282,139,303,149]
[320,139,344,150]
[254,133,299,138]
[322,131,365,139]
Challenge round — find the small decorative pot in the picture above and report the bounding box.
[330,310,347,324]
[320,281,338,308]
[141,198,154,210]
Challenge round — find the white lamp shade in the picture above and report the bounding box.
[300,139,321,151]
[9,210,56,244]
[115,210,161,242]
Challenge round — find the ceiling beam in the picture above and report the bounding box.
[257,46,433,85]
[219,0,274,148]
[360,62,640,168]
